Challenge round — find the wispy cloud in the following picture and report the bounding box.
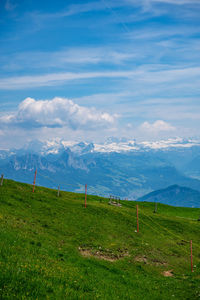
[125,0,200,9]
[127,26,200,40]
[0,70,138,89]
[1,66,200,90]
[150,0,200,5]
[22,1,124,26]
[0,47,137,72]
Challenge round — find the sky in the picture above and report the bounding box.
[0,0,200,148]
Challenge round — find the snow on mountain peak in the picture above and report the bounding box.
[140,138,200,150]
[1,137,200,155]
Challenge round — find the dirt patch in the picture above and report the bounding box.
[79,247,129,262]
[108,201,122,207]
[80,249,116,262]
[135,256,148,264]
[151,258,167,266]
[163,270,173,277]
[135,256,167,266]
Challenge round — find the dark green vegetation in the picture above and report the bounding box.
[138,184,200,208]
[0,179,200,299]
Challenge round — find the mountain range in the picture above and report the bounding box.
[0,137,200,206]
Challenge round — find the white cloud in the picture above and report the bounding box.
[0,97,117,130]
[140,120,176,133]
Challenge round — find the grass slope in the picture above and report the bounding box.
[0,179,200,299]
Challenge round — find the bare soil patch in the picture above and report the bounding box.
[135,256,167,266]
[135,256,148,264]
[79,247,129,262]
[163,270,174,277]
[151,258,167,266]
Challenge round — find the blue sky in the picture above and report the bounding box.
[0,0,200,148]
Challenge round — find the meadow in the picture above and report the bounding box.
[0,179,200,299]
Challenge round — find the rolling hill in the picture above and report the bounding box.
[0,179,200,299]
[137,185,200,208]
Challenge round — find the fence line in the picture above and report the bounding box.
[0,173,198,272]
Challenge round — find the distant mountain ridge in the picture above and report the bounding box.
[0,137,200,204]
[2,137,200,156]
[137,185,200,208]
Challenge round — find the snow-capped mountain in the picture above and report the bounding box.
[43,137,200,154]
[0,137,200,205]
[5,136,200,156]
[93,137,200,152]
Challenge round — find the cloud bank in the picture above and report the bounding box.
[0,97,117,130]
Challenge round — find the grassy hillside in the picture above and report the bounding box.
[0,179,200,299]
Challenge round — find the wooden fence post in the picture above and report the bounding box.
[154,202,157,213]
[85,184,87,208]
[57,185,60,197]
[136,204,139,233]
[0,174,4,186]
[32,169,37,193]
[191,240,193,272]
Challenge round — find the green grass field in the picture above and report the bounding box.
[0,179,200,299]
